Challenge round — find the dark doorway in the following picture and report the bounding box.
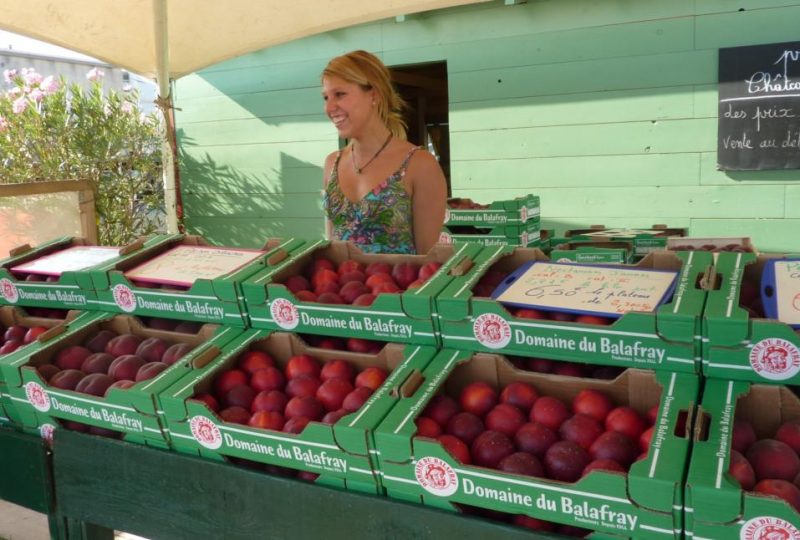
[390,62,451,195]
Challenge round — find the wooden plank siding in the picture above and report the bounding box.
[175,0,800,251]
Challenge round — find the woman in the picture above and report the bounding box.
[322,50,447,254]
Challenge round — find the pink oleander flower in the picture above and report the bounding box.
[0,116,8,132]
[23,70,43,86]
[2,69,17,84]
[29,88,44,103]
[12,96,28,114]
[86,67,105,82]
[7,87,22,98]
[121,101,134,114]
[40,75,60,95]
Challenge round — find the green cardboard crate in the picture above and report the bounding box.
[158,329,438,494]
[436,246,711,372]
[0,311,243,447]
[375,349,698,538]
[0,235,165,311]
[565,226,687,259]
[439,218,541,248]
[86,235,305,327]
[242,240,482,346]
[685,379,800,538]
[445,194,540,228]
[702,252,800,385]
[550,242,634,265]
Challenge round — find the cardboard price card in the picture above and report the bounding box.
[761,259,800,327]
[579,228,666,238]
[11,246,120,276]
[124,245,264,287]
[492,261,679,317]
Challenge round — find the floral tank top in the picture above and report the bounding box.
[324,146,419,254]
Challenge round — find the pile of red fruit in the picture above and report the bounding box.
[417,381,658,483]
[130,280,191,291]
[301,334,383,354]
[460,505,591,537]
[727,416,800,512]
[36,330,194,397]
[142,317,202,334]
[277,257,442,306]
[0,323,48,355]
[509,356,624,380]
[20,307,68,319]
[447,198,490,210]
[192,349,389,435]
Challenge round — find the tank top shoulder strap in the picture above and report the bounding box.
[396,146,422,177]
[329,150,345,181]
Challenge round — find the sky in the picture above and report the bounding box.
[0,29,99,62]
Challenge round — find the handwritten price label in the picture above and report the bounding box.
[772,260,800,326]
[496,262,678,316]
[124,245,264,287]
[12,246,120,276]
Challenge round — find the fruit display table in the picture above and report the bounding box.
[50,429,564,540]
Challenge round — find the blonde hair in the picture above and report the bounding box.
[323,50,407,140]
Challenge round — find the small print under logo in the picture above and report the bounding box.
[270,298,299,330]
[0,278,19,303]
[25,382,51,412]
[190,415,223,450]
[749,338,800,381]
[39,423,56,445]
[415,456,458,496]
[438,232,453,244]
[740,516,800,540]
[112,284,137,313]
[473,313,512,349]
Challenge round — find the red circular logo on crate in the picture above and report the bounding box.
[415,456,458,497]
[190,415,223,450]
[473,313,511,349]
[0,278,19,303]
[520,206,528,223]
[521,231,529,247]
[112,284,137,313]
[25,382,51,412]
[444,208,452,224]
[39,423,56,445]
[270,298,299,330]
[438,232,453,244]
[740,516,800,540]
[749,338,800,381]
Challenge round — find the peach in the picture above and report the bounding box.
[731,418,757,453]
[776,419,800,454]
[75,373,115,396]
[485,403,526,437]
[418,261,442,282]
[295,290,318,302]
[471,430,515,469]
[753,479,800,512]
[515,422,558,458]
[415,417,442,438]
[36,363,61,382]
[605,406,647,440]
[372,281,401,295]
[530,396,570,432]
[3,325,27,342]
[310,257,336,275]
[222,384,257,410]
[459,381,498,417]
[284,275,310,294]
[135,361,169,382]
[250,366,285,393]
[108,354,146,381]
[729,449,756,491]
[314,281,340,296]
[582,459,625,476]
[746,439,800,481]
[54,345,92,370]
[316,292,344,304]
[23,326,48,344]
[445,412,485,445]
[423,394,460,427]
[105,380,136,395]
[105,334,143,357]
[251,390,288,414]
[48,369,85,391]
[283,416,310,434]
[355,366,388,390]
[339,281,369,304]
[589,431,639,468]
[352,294,376,307]
[213,368,248,395]
[639,426,654,453]
[162,343,193,365]
[80,352,115,375]
[284,354,321,380]
[173,321,201,334]
[342,386,373,412]
[646,404,660,425]
[365,262,392,277]
[248,411,284,431]
[338,259,364,277]
[311,269,339,292]
[219,406,250,424]
[391,262,419,289]
[498,452,544,477]
[191,393,219,412]
[285,375,322,399]
[316,377,354,411]
[339,270,366,284]
[438,434,471,464]
[284,396,324,421]
[135,337,169,363]
[559,414,604,450]
[321,409,349,425]
[544,440,591,482]
[499,381,538,413]
[365,272,396,290]
[572,389,613,422]
[0,340,21,355]
[320,359,355,383]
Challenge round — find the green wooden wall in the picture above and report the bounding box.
[175,0,800,251]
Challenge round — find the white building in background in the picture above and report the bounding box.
[0,31,156,112]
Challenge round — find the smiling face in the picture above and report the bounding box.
[322,75,376,139]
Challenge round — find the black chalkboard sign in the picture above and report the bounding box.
[718,41,800,170]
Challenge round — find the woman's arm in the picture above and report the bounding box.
[409,150,447,254]
[322,151,338,240]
